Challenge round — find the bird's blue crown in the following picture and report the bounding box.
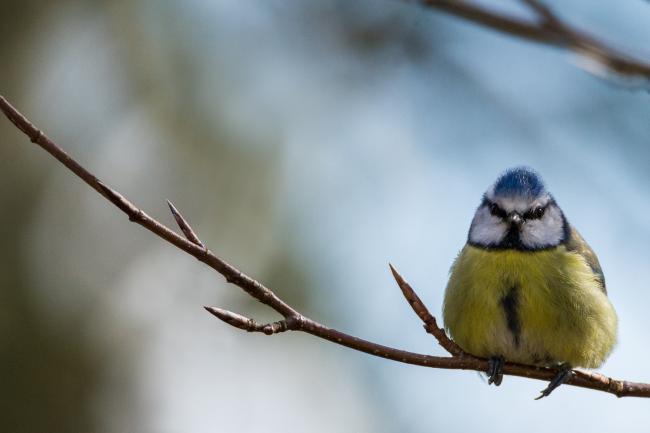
[491,167,546,198]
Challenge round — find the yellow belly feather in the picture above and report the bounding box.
[443,245,617,368]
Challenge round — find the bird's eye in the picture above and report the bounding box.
[489,203,505,218]
[524,207,545,220]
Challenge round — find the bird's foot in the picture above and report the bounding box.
[535,364,574,400]
[487,356,504,386]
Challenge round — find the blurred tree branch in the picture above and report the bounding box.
[2,95,649,399]
[414,0,650,79]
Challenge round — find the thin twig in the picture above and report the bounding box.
[203,306,292,335]
[521,0,560,26]
[167,200,205,248]
[389,264,465,357]
[1,94,649,398]
[415,0,650,79]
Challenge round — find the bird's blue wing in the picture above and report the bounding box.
[565,225,607,294]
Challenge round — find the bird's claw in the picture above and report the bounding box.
[487,356,504,386]
[535,365,574,400]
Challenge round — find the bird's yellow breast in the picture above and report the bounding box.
[443,245,617,368]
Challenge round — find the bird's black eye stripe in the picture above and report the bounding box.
[488,202,507,218]
[523,206,546,220]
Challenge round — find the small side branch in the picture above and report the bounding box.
[416,0,650,79]
[1,95,649,398]
[167,200,205,248]
[389,264,465,357]
[204,307,293,335]
[521,0,560,26]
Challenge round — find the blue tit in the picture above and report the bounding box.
[443,167,617,398]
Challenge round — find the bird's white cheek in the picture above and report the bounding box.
[520,208,564,248]
[469,213,507,245]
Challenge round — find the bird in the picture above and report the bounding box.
[442,167,617,399]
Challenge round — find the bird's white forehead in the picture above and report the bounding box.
[485,189,551,213]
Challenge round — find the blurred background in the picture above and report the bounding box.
[1,0,649,432]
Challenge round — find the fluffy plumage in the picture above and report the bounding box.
[443,167,617,368]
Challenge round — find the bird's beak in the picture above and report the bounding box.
[508,213,523,227]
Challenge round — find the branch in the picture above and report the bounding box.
[2,94,649,398]
[414,0,650,79]
[389,264,465,357]
[167,200,205,248]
